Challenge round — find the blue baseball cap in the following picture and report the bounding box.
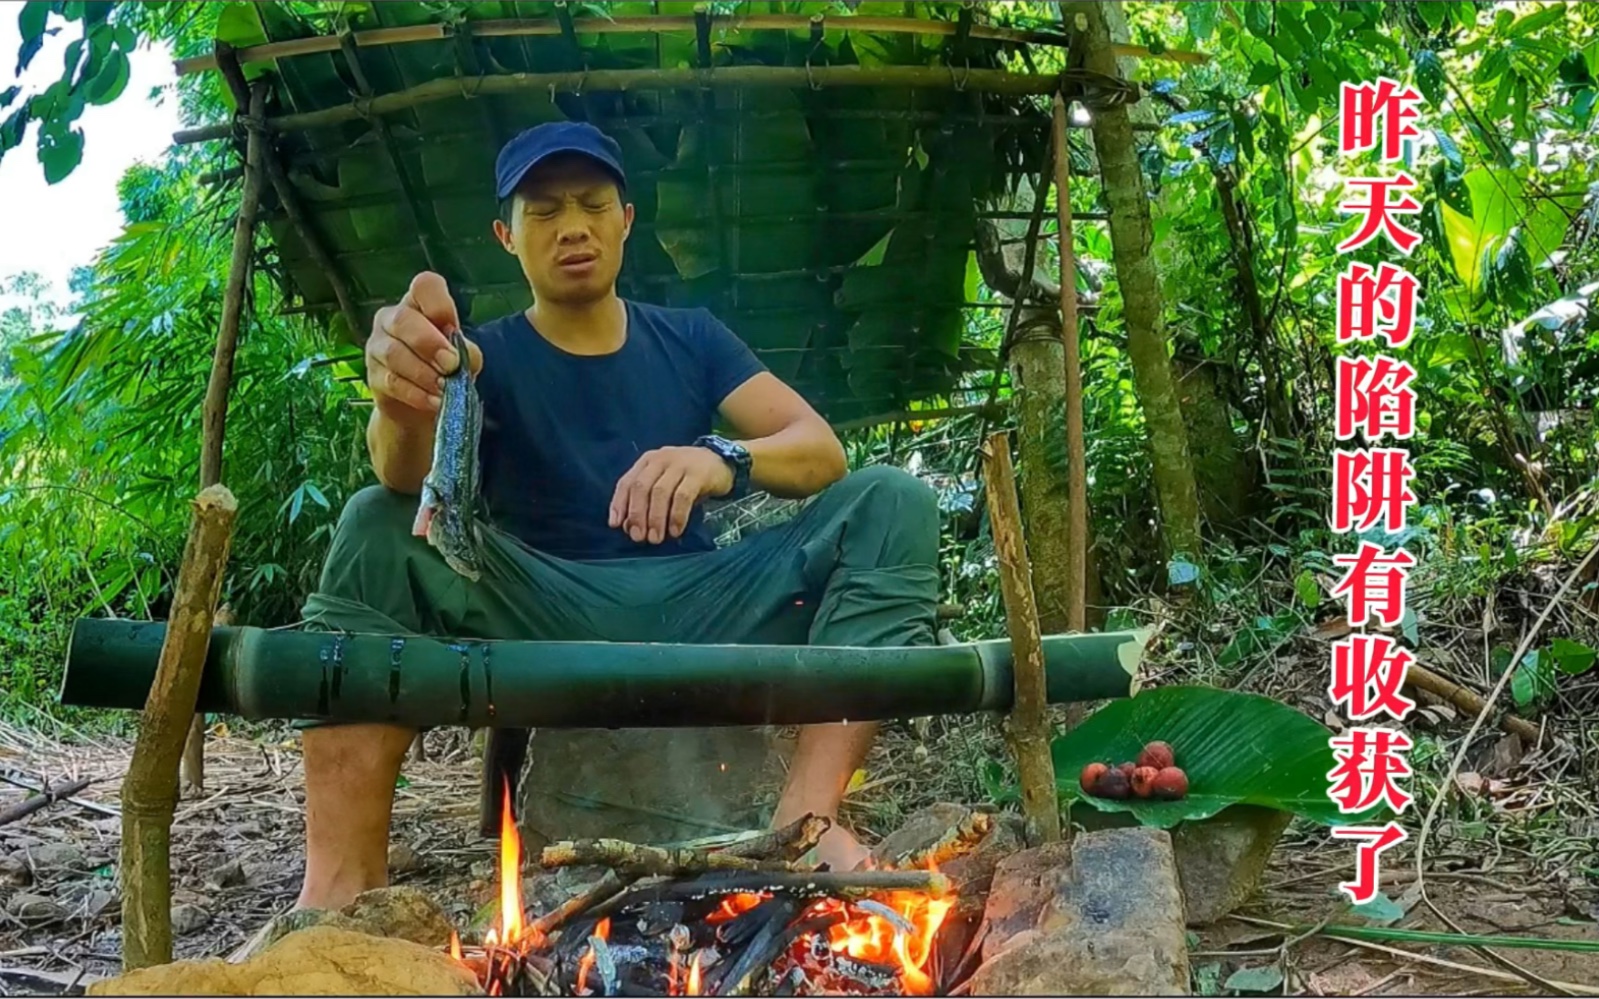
[494,121,627,199]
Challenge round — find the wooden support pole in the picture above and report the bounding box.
[981,431,1062,844]
[336,30,446,275]
[215,43,364,343]
[1052,95,1088,635]
[179,606,231,793]
[120,485,239,971]
[182,78,266,796]
[172,15,1211,77]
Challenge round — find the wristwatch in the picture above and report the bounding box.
[694,435,752,500]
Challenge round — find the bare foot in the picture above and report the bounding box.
[813,822,872,871]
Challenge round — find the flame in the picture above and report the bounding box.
[706,892,768,924]
[498,782,525,946]
[448,930,462,962]
[686,951,703,996]
[808,877,953,995]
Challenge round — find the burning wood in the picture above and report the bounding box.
[448,785,978,996]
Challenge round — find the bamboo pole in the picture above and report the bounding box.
[179,606,231,794]
[172,14,1209,76]
[981,431,1062,844]
[181,79,266,796]
[1052,95,1087,635]
[173,65,1072,145]
[120,485,239,971]
[1406,662,1541,742]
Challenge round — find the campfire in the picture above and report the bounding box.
[449,787,981,996]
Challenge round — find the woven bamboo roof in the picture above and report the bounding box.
[185,3,1187,422]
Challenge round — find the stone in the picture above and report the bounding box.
[26,842,86,870]
[971,827,1189,996]
[870,802,973,866]
[1170,805,1290,926]
[341,886,455,947]
[171,903,212,937]
[943,813,1027,912]
[0,852,31,888]
[85,887,117,918]
[979,841,1074,963]
[88,926,480,996]
[388,842,423,874]
[227,887,453,964]
[6,892,68,926]
[205,859,246,889]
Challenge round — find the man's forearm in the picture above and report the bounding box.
[367,407,437,495]
[742,418,847,500]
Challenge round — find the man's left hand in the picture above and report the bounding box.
[609,446,735,544]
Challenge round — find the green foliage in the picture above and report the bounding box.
[1052,686,1376,828]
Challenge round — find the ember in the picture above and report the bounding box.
[445,786,979,996]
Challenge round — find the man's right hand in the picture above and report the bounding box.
[367,272,484,422]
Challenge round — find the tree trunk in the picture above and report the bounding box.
[1212,162,1293,442]
[1063,0,1205,565]
[973,216,1094,637]
[982,432,1062,844]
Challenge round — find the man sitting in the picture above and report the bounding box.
[295,122,940,910]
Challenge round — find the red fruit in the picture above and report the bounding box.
[1130,766,1160,798]
[1080,762,1109,794]
[1137,741,1176,771]
[1151,766,1188,800]
[1095,768,1132,800]
[1116,761,1138,778]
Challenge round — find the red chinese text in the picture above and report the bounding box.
[1330,542,1416,627]
[1339,77,1423,161]
[1331,447,1417,534]
[1337,262,1421,347]
[1337,174,1423,254]
[1328,727,1414,814]
[1329,635,1417,721]
[1331,823,1408,905]
[1335,355,1417,441]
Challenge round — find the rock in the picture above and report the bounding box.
[1170,805,1290,926]
[0,852,31,888]
[26,842,86,871]
[388,843,423,874]
[230,887,455,964]
[171,903,212,937]
[80,887,117,919]
[979,841,1074,963]
[205,860,246,889]
[341,886,455,947]
[241,860,278,886]
[88,926,480,996]
[971,828,1189,996]
[6,892,68,926]
[944,813,1027,912]
[870,802,974,865]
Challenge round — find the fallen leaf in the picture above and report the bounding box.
[1309,618,1354,641]
[1224,964,1284,993]
[1455,772,1486,795]
[845,768,869,795]
[1308,963,1379,995]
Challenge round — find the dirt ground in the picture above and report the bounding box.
[1,718,1597,996]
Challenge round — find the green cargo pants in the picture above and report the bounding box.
[300,465,940,658]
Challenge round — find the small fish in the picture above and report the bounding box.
[412,330,484,580]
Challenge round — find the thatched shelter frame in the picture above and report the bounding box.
[109,4,1206,971]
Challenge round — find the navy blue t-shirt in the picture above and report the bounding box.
[465,301,767,561]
